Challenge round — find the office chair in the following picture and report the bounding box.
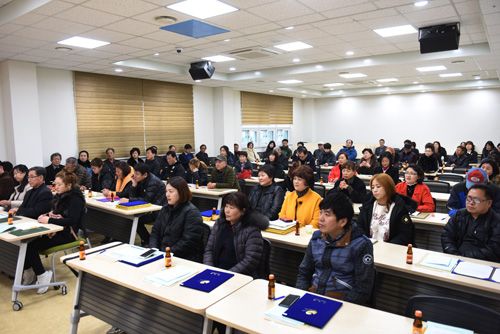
[313,184,326,198]
[257,238,272,280]
[437,174,464,182]
[423,180,451,193]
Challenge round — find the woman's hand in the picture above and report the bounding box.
[38,215,49,224]
[102,189,110,197]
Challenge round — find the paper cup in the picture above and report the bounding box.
[305,225,313,234]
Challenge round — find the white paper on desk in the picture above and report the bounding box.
[144,265,197,287]
[0,213,7,219]
[269,220,296,229]
[425,321,473,334]
[13,222,43,230]
[452,260,494,280]
[490,268,500,283]
[420,254,458,271]
[265,305,305,327]
[411,211,420,216]
[101,245,148,261]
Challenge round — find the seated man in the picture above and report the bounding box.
[120,163,166,246]
[446,145,469,168]
[296,192,375,305]
[375,139,386,157]
[45,152,64,185]
[145,146,161,177]
[195,144,209,166]
[65,157,91,189]
[313,142,325,160]
[448,168,500,216]
[234,151,253,176]
[327,161,369,203]
[280,139,292,158]
[178,144,194,170]
[293,146,319,181]
[160,151,186,180]
[399,143,418,164]
[104,148,116,175]
[11,167,52,219]
[275,147,289,170]
[207,155,241,191]
[336,139,357,161]
[317,142,336,166]
[442,184,500,262]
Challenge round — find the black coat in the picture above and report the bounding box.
[292,154,319,181]
[327,176,369,204]
[357,193,417,245]
[446,153,468,168]
[0,172,14,200]
[45,164,64,185]
[195,152,209,166]
[125,173,166,207]
[186,167,208,186]
[234,160,253,175]
[127,157,144,167]
[160,161,186,181]
[149,201,204,262]
[49,187,86,239]
[91,164,114,192]
[264,161,285,179]
[17,185,53,219]
[248,182,284,220]
[373,165,400,185]
[417,154,439,173]
[317,151,336,166]
[465,150,478,164]
[146,158,161,177]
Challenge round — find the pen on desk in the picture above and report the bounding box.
[99,250,106,254]
[274,296,285,301]
[441,218,446,220]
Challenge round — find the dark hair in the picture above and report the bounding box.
[488,151,500,166]
[221,192,253,222]
[247,142,254,148]
[238,151,248,158]
[90,157,104,168]
[337,152,349,161]
[13,164,29,192]
[167,176,192,203]
[134,162,149,175]
[55,170,78,188]
[379,151,393,164]
[282,139,288,143]
[324,143,331,150]
[130,147,141,156]
[465,141,475,151]
[425,143,433,150]
[457,145,465,153]
[297,146,307,155]
[346,139,353,144]
[259,164,275,179]
[480,159,499,178]
[200,144,206,149]
[411,141,417,148]
[1,161,13,172]
[66,157,77,165]
[362,148,373,155]
[115,161,131,176]
[166,151,177,159]
[268,151,278,162]
[106,148,115,154]
[147,146,157,155]
[379,139,385,142]
[297,141,304,146]
[341,160,356,171]
[266,141,276,151]
[469,184,493,201]
[407,164,424,184]
[29,166,46,180]
[433,141,441,149]
[78,150,91,168]
[484,141,495,149]
[319,192,354,227]
[184,144,192,150]
[293,165,314,188]
[220,145,230,154]
[50,152,61,161]
[404,139,411,145]
[234,143,239,147]
[169,144,176,150]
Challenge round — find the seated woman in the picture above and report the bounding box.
[265,151,285,179]
[465,141,478,165]
[417,143,439,173]
[78,150,92,174]
[279,165,322,228]
[264,140,276,160]
[127,147,144,167]
[374,152,399,185]
[203,192,269,278]
[433,141,447,161]
[149,176,204,262]
[357,173,417,245]
[234,151,253,178]
[248,165,284,220]
[357,148,379,175]
[246,142,259,162]
[395,164,435,212]
[23,171,85,293]
[482,141,497,159]
[328,152,348,183]
[327,161,369,204]
[185,158,208,186]
[102,161,133,198]
[480,159,500,187]
[0,164,31,211]
[220,145,234,167]
[87,158,114,192]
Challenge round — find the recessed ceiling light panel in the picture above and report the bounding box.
[324,83,344,87]
[339,73,367,78]
[374,24,417,37]
[278,79,303,84]
[439,73,462,77]
[167,0,238,19]
[273,41,313,51]
[376,78,398,82]
[202,55,235,62]
[414,1,428,7]
[57,36,110,49]
[416,65,447,72]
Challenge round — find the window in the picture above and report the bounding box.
[241,125,291,149]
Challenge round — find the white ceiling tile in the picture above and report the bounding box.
[0,23,25,34]
[34,1,75,16]
[0,43,32,53]
[55,6,123,27]
[98,43,143,55]
[322,2,378,18]
[81,28,135,43]
[206,11,270,30]
[246,0,315,21]
[83,0,158,17]
[352,7,399,20]
[32,17,94,35]
[145,29,193,44]
[402,5,458,23]
[104,19,159,36]
[12,27,68,42]
[0,35,48,48]
[234,22,282,35]
[119,37,167,49]
[319,21,368,35]
[275,13,327,27]
[9,12,48,26]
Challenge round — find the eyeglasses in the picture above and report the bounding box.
[466,196,489,204]
[27,175,40,179]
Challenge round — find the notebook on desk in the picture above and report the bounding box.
[180,269,233,292]
[282,293,342,328]
[200,209,220,217]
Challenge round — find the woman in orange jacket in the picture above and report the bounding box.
[395,164,435,212]
[328,152,348,183]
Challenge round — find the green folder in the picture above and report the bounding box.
[0,217,21,224]
[9,227,50,236]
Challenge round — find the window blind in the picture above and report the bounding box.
[241,92,293,125]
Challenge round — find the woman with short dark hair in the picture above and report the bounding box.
[433,141,447,161]
[220,145,234,167]
[127,147,144,167]
[248,165,284,220]
[265,141,276,160]
[482,141,497,159]
[417,143,439,173]
[374,152,399,185]
[396,164,435,212]
[480,159,500,187]
[328,161,369,203]
[357,148,379,175]
[265,151,285,179]
[149,176,204,262]
[465,141,478,164]
[0,164,31,211]
[78,150,91,174]
[88,158,114,192]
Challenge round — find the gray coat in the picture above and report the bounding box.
[75,164,92,189]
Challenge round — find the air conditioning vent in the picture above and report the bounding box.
[228,47,281,59]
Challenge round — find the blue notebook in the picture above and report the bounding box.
[282,293,342,328]
[180,269,233,292]
[200,209,220,217]
[119,253,163,267]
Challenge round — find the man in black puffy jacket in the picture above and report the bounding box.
[248,165,284,220]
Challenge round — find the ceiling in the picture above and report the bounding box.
[0,0,499,98]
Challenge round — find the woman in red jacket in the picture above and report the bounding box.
[395,164,435,212]
[328,152,348,183]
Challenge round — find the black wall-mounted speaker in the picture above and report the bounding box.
[189,61,215,80]
[419,23,460,54]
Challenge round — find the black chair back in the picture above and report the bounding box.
[313,184,326,198]
[257,238,272,279]
[237,178,246,194]
[437,174,464,182]
[452,167,468,175]
[423,180,450,193]
[201,223,211,251]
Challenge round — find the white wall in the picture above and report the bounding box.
[193,85,216,156]
[312,89,500,152]
[0,76,6,160]
[37,68,78,166]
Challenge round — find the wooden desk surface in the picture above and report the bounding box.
[85,193,163,215]
[62,243,253,314]
[352,203,449,226]
[245,177,284,184]
[0,217,63,242]
[189,187,238,197]
[206,279,413,334]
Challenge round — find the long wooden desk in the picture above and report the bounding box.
[85,194,162,244]
[63,242,253,334]
[188,186,237,210]
[206,279,414,334]
[0,217,63,311]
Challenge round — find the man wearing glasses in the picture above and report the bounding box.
[441,184,500,262]
[10,167,52,219]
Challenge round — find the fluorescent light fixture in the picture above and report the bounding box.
[346,51,354,56]
[274,41,313,51]
[339,73,366,78]
[154,52,160,56]
[202,55,235,62]
[114,68,123,72]
[229,67,236,71]
[413,81,419,84]
[224,39,230,42]
[278,79,303,84]
[315,65,323,69]
[472,75,481,80]
[302,95,306,97]
[285,26,294,30]
[416,65,447,72]
[57,36,110,49]
[376,78,398,83]
[254,71,261,75]
[374,24,417,37]
[439,73,462,78]
[167,0,238,19]
[324,83,344,87]
[292,58,300,63]
[269,90,274,93]
[194,80,201,82]
[414,1,428,6]
[377,84,382,87]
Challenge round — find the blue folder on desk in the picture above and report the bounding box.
[200,209,220,217]
[282,293,342,328]
[180,269,233,292]
[119,253,163,267]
